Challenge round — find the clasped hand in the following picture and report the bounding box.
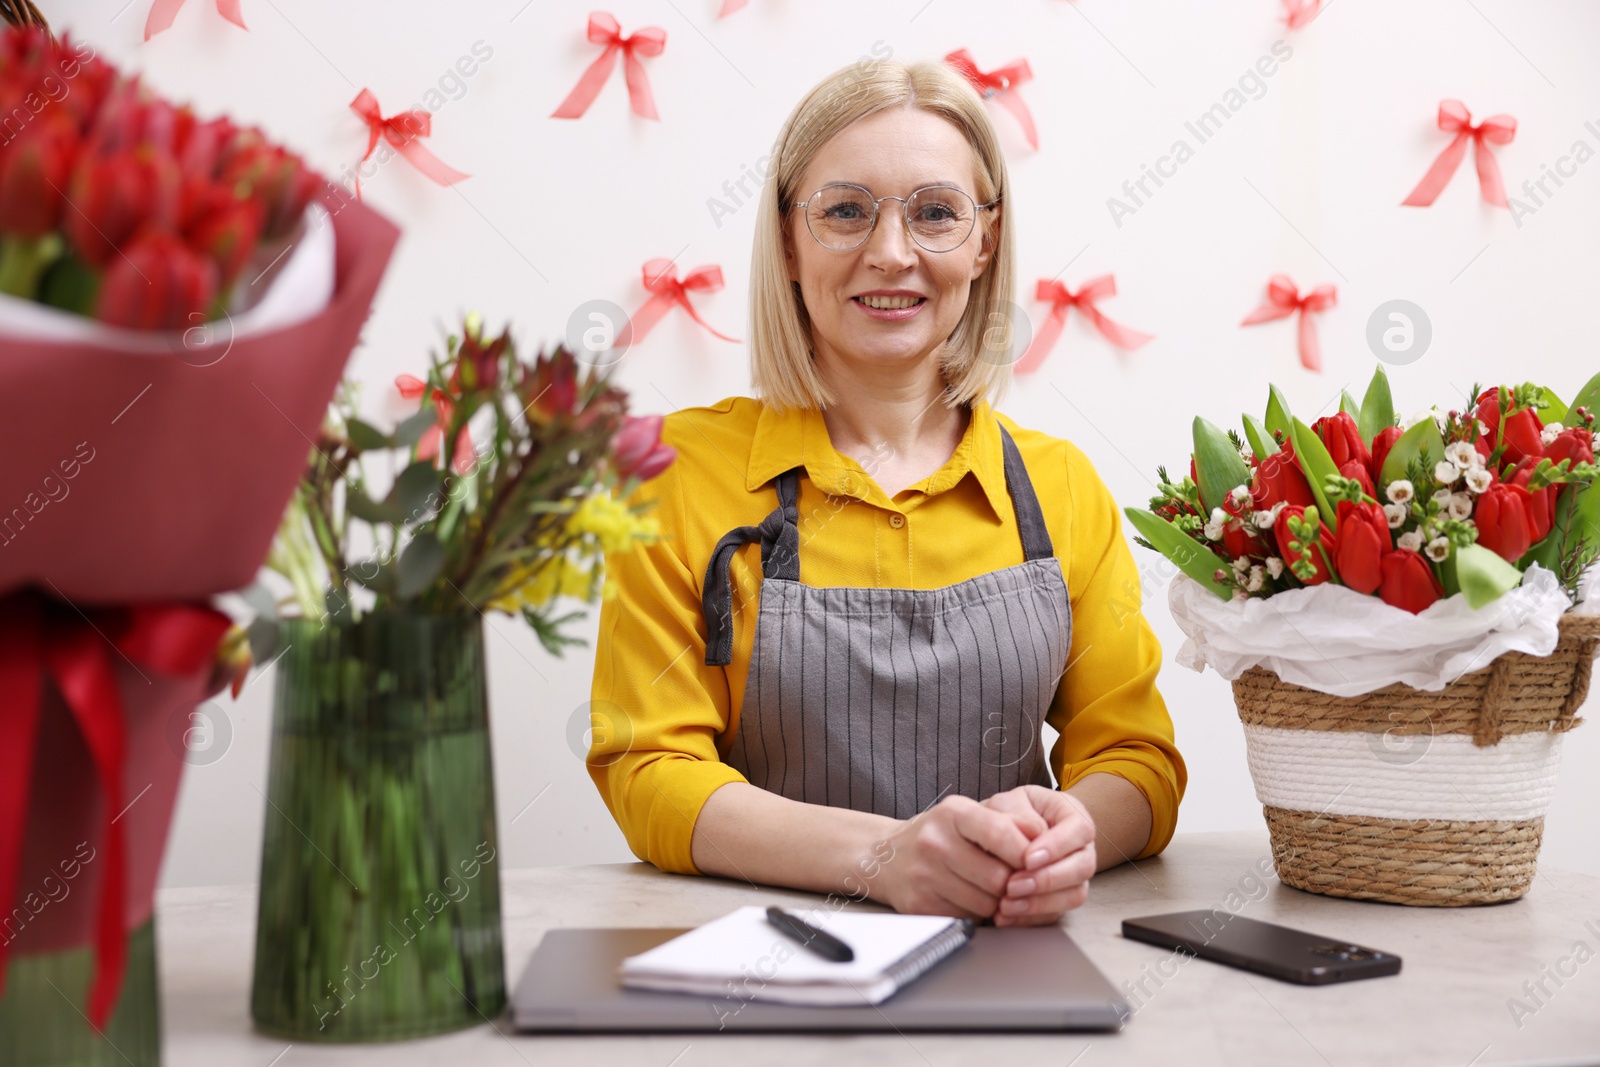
[873,786,1096,926]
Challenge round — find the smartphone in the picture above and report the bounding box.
[1121,910,1401,985]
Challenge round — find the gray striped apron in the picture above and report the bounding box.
[701,422,1072,820]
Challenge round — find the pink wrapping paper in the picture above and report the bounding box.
[3,661,208,959]
[0,192,400,605]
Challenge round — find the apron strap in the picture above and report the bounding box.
[701,467,801,666]
[998,424,1055,561]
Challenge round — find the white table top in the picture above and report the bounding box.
[157,830,1600,1067]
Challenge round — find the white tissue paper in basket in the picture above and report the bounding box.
[0,201,335,349]
[1168,564,1575,697]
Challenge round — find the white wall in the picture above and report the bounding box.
[47,0,1598,887]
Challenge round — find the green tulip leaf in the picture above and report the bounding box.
[1192,416,1252,514]
[1358,365,1396,444]
[1290,417,1341,532]
[1243,413,1278,459]
[1568,370,1600,422]
[1124,508,1233,600]
[1530,383,1568,429]
[1378,416,1446,486]
[1265,385,1293,440]
[1519,486,1578,575]
[1339,389,1362,422]
[1454,543,1523,610]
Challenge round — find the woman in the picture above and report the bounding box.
[588,58,1184,926]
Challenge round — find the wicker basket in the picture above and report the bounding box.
[1231,612,1600,906]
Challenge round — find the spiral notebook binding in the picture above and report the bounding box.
[881,919,976,993]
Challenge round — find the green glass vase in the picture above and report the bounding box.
[249,613,506,1041]
[0,918,161,1067]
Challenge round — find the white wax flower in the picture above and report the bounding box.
[1387,480,1415,505]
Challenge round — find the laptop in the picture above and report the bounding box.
[509,924,1129,1032]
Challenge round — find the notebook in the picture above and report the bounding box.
[618,905,975,1006]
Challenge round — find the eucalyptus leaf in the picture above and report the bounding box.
[396,533,446,600]
[345,418,392,451]
[347,486,404,525]
[1192,416,1251,514]
[1378,416,1446,485]
[1265,385,1293,439]
[347,559,396,597]
[1124,508,1233,600]
[1454,543,1523,609]
[246,616,280,665]
[1358,365,1396,444]
[1243,413,1278,459]
[1290,418,1341,531]
[392,461,443,520]
[393,408,437,448]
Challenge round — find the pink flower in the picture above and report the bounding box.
[613,415,675,482]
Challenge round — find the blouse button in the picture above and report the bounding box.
[888,513,905,528]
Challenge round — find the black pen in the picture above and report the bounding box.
[765,906,855,962]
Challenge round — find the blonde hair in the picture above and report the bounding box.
[748,57,1016,413]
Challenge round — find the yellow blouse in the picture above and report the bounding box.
[587,394,1186,874]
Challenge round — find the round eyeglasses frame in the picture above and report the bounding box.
[787,183,1002,254]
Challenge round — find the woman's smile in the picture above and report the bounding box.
[852,288,929,321]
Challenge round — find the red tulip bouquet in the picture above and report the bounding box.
[1129,367,1599,616]
[0,26,398,1059]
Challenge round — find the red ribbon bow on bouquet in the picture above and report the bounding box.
[618,259,740,347]
[1240,274,1337,373]
[349,89,471,200]
[0,593,230,1029]
[551,12,668,121]
[1281,0,1322,29]
[143,0,247,40]
[943,49,1038,151]
[1016,275,1154,374]
[1402,100,1517,208]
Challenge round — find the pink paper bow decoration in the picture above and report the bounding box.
[349,89,470,199]
[1281,0,1322,29]
[717,0,748,15]
[1016,275,1153,374]
[1240,274,1337,373]
[144,0,246,39]
[943,49,1038,151]
[551,12,668,121]
[618,259,740,347]
[1402,100,1517,208]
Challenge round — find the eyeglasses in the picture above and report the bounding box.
[788,182,1001,254]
